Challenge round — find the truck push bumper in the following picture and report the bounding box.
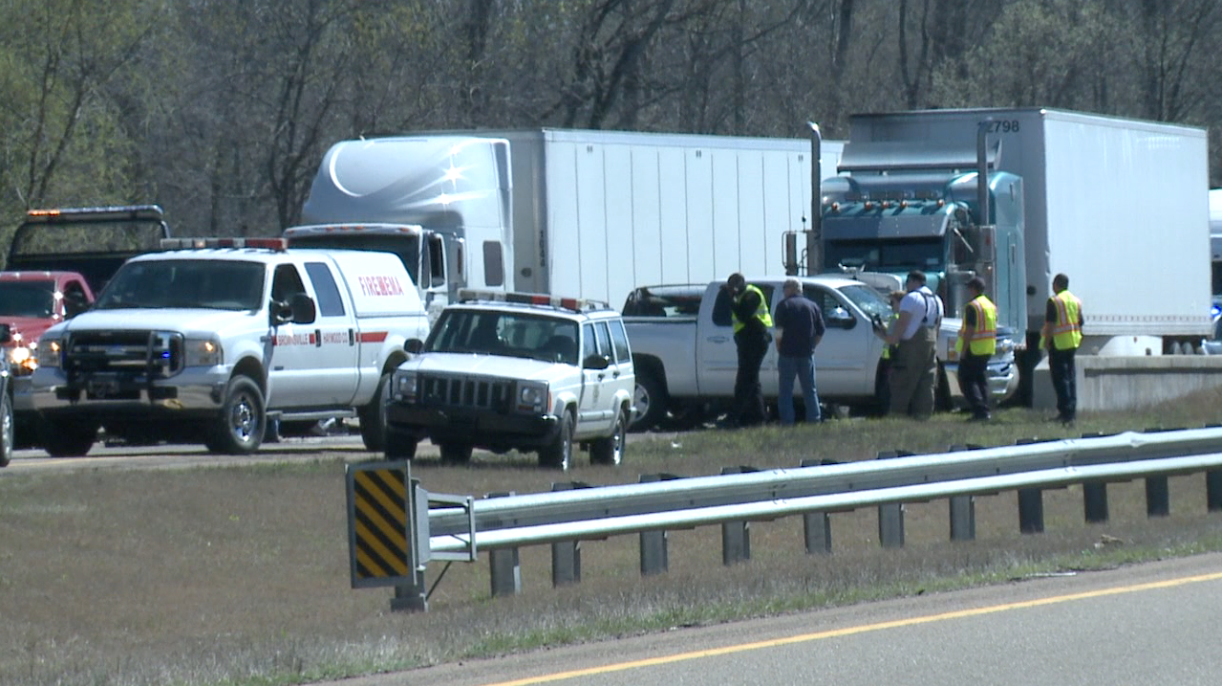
[386,403,560,448]
[28,368,227,417]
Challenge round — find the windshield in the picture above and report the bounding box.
[0,281,56,318]
[95,260,266,311]
[825,238,944,273]
[837,283,893,320]
[426,309,579,364]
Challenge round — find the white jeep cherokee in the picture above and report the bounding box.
[384,290,634,469]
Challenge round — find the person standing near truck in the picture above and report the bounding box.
[1040,272,1083,424]
[955,276,997,422]
[724,272,772,428]
[773,278,825,425]
[875,270,943,419]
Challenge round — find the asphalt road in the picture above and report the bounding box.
[323,552,1222,686]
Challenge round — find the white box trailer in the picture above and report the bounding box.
[840,108,1212,352]
[471,128,842,309]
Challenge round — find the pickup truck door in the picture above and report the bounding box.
[695,283,777,396]
[301,261,360,406]
[804,284,877,397]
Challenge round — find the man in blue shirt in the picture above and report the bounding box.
[773,278,825,425]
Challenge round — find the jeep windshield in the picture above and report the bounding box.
[95,260,266,311]
[427,309,580,364]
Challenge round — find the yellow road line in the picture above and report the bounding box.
[485,570,1222,686]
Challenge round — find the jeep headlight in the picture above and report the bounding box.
[36,335,62,369]
[394,371,419,402]
[516,382,548,413]
[184,336,223,367]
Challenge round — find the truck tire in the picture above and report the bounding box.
[439,442,473,464]
[589,408,626,466]
[206,376,264,455]
[358,373,391,452]
[0,393,12,467]
[41,420,98,458]
[384,428,418,460]
[631,372,668,432]
[538,411,573,470]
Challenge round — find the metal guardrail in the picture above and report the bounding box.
[386,427,1222,611]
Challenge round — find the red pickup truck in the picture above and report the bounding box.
[0,271,95,446]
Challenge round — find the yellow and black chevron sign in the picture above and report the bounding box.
[348,464,410,585]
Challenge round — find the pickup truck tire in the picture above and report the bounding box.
[631,372,668,432]
[589,408,626,466]
[385,429,418,459]
[206,376,264,455]
[41,420,98,458]
[0,393,12,467]
[439,443,473,464]
[358,373,391,452]
[538,411,573,470]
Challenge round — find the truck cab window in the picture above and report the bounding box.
[272,264,307,303]
[304,262,345,316]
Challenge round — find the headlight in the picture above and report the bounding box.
[394,372,419,401]
[8,343,39,376]
[184,336,223,367]
[36,337,62,369]
[995,336,1015,356]
[516,382,548,413]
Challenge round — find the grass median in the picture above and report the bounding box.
[3,393,1222,686]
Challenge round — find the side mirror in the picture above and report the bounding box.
[583,353,610,370]
[64,292,90,318]
[405,339,425,354]
[270,294,317,325]
[826,307,856,330]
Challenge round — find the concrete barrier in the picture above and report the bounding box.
[1033,355,1222,411]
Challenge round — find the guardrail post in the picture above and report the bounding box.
[947,446,982,541]
[1145,476,1170,517]
[639,474,680,575]
[721,466,756,565]
[486,492,521,598]
[876,451,912,549]
[1207,470,1222,512]
[800,459,835,554]
[1083,481,1109,523]
[1018,488,1044,533]
[551,482,589,587]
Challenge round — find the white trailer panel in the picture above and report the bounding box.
[494,129,842,309]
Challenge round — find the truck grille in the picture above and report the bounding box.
[63,330,184,378]
[419,375,513,411]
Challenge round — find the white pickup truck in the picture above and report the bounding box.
[27,238,430,456]
[623,276,1018,430]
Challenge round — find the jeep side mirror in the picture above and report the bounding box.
[582,353,610,370]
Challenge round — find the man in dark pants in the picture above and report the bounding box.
[1040,272,1083,424]
[725,272,772,428]
[955,276,997,421]
[773,277,825,425]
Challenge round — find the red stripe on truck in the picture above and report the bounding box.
[358,331,388,343]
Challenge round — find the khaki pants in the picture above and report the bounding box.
[888,327,937,419]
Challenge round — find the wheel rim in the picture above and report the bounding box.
[611,414,624,465]
[230,392,257,443]
[633,383,650,424]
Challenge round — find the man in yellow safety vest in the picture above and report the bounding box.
[1039,272,1083,424]
[955,276,997,422]
[724,272,773,428]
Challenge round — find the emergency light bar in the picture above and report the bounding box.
[25,205,165,223]
[457,289,610,313]
[160,237,288,251]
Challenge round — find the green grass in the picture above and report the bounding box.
[3,394,1222,685]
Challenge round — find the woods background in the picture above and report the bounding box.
[2,0,1219,244]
